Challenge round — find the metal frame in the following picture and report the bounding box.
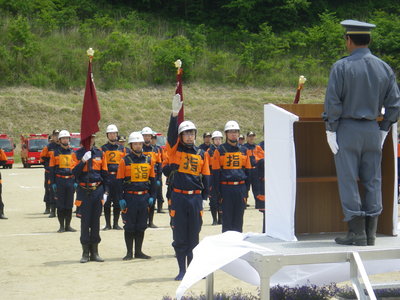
[205,248,400,300]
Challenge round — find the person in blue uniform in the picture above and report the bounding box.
[324,20,400,246]
[117,132,156,260]
[254,140,265,232]
[211,121,252,233]
[164,94,210,281]
[72,134,109,263]
[49,130,76,233]
[199,132,212,152]
[101,124,126,230]
[151,132,166,213]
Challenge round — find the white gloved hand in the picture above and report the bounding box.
[82,151,92,162]
[202,200,208,208]
[380,130,388,149]
[103,193,108,204]
[172,94,183,115]
[326,131,339,155]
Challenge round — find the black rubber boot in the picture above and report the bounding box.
[175,253,186,281]
[335,216,367,246]
[48,204,56,218]
[44,202,50,214]
[262,211,266,233]
[80,244,90,263]
[157,201,164,213]
[366,216,379,246]
[103,207,111,230]
[123,231,134,260]
[148,206,157,228]
[187,252,193,267]
[65,209,76,232]
[211,209,218,225]
[0,208,7,220]
[112,207,122,230]
[90,244,104,262]
[217,211,222,225]
[135,231,151,259]
[57,209,65,233]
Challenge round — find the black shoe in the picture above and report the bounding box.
[64,209,76,232]
[123,252,133,260]
[135,231,150,259]
[90,244,104,262]
[102,224,112,231]
[80,244,90,263]
[135,252,151,259]
[113,224,123,230]
[148,223,158,228]
[335,216,367,246]
[48,205,56,218]
[0,214,8,220]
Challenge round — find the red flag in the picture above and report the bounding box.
[175,67,184,125]
[80,59,100,150]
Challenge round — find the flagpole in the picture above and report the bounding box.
[174,59,184,125]
[293,75,307,104]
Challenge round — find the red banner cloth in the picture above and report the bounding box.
[175,68,184,125]
[80,60,100,150]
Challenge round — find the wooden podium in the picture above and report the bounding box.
[277,104,396,236]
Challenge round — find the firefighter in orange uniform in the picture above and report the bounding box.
[164,94,210,281]
[141,126,162,228]
[72,134,108,263]
[40,129,60,217]
[49,130,76,233]
[0,148,8,219]
[101,124,126,230]
[212,121,252,233]
[117,132,156,260]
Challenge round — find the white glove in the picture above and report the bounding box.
[326,131,339,155]
[380,130,388,149]
[203,200,208,208]
[172,94,183,115]
[103,193,108,204]
[82,151,92,162]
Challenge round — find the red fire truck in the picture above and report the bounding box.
[20,134,49,168]
[0,134,15,169]
[70,133,81,151]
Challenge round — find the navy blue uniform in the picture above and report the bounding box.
[41,142,59,207]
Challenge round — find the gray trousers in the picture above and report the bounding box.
[334,119,382,222]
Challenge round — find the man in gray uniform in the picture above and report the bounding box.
[324,20,400,246]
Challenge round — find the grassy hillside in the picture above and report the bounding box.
[0,85,325,151]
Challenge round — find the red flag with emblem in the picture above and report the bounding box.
[175,66,184,125]
[80,56,100,150]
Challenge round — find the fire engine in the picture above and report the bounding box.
[154,133,166,149]
[70,133,81,151]
[0,134,15,169]
[20,134,49,168]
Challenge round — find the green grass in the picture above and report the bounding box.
[0,84,326,151]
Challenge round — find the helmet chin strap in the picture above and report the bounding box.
[228,139,238,144]
[133,149,142,154]
[61,142,69,147]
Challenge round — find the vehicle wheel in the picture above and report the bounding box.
[9,164,13,169]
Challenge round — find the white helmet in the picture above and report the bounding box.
[128,131,144,143]
[106,124,118,133]
[211,131,223,139]
[141,126,153,135]
[224,120,240,132]
[178,121,197,135]
[58,130,71,139]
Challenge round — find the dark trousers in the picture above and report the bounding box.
[78,185,104,245]
[221,184,246,232]
[103,177,119,209]
[247,168,258,201]
[171,191,203,258]
[44,171,56,205]
[121,193,149,232]
[55,177,74,210]
[156,177,164,204]
[0,172,3,212]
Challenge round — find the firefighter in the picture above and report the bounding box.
[199,132,212,152]
[101,124,126,230]
[151,132,165,213]
[255,140,265,233]
[212,121,252,233]
[206,130,223,225]
[40,129,60,217]
[238,134,245,146]
[242,131,264,206]
[0,148,7,219]
[117,132,156,260]
[72,134,108,263]
[141,126,162,228]
[49,130,76,233]
[164,94,210,281]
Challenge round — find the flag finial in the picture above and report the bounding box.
[87,48,94,62]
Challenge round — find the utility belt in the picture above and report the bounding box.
[56,174,74,179]
[173,188,202,195]
[79,182,102,190]
[220,180,245,185]
[125,190,148,195]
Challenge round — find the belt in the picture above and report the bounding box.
[79,181,101,187]
[109,171,117,175]
[173,188,201,195]
[56,174,74,179]
[126,190,148,195]
[221,180,245,185]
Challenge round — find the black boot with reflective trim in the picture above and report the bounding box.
[366,216,379,246]
[335,216,367,246]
